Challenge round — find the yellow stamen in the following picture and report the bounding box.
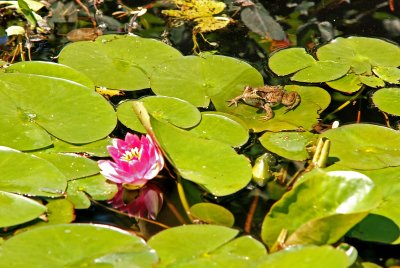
[121,147,142,161]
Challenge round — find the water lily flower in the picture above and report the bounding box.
[110,183,163,220]
[98,133,164,187]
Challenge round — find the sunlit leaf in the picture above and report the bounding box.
[373,66,400,84]
[0,191,46,228]
[0,224,154,268]
[190,202,235,227]
[372,87,400,116]
[268,47,316,76]
[326,73,362,93]
[59,35,182,91]
[291,61,350,82]
[0,73,116,150]
[257,245,349,268]
[151,118,252,196]
[321,124,400,169]
[261,169,382,247]
[151,54,263,107]
[259,131,317,161]
[148,225,239,266]
[188,112,249,147]
[117,96,201,133]
[67,174,117,209]
[6,61,95,89]
[0,147,66,197]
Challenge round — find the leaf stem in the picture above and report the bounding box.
[176,175,194,222]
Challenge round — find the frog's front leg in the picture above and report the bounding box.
[227,94,244,107]
[282,91,301,111]
[227,86,254,107]
[260,104,274,120]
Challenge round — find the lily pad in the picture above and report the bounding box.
[321,123,400,169]
[0,73,117,151]
[148,225,239,266]
[214,85,330,132]
[150,54,264,107]
[259,131,317,161]
[151,118,252,196]
[67,174,117,209]
[0,147,66,197]
[317,37,400,69]
[261,169,381,247]
[117,96,201,133]
[0,224,155,268]
[33,152,100,180]
[188,112,249,147]
[291,61,350,83]
[0,191,47,228]
[257,245,349,268]
[59,34,182,90]
[5,61,95,89]
[326,73,363,93]
[372,87,400,116]
[268,47,316,76]
[373,66,400,84]
[190,202,235,227]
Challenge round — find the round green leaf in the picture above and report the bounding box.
[261,169,381,247]
[372,87,400,116]
[0,224,154,268]
[117,96,201,133]
[268,47,316,76]
[0,147,66,197]
[257,245,349,268]
[6,61,95,89]
[151,119,252,196]
[188,112,249,147]
[59,34,182,91]
[291,61,350,83]
[44,199,75,224]
[0,73,117,150]
[33,152,100,180]
[0,191,47,228]
[373,66,400,84]
[259,131,317,161]
[326,73,363,93]
[321,123,400,169]
[214,85,330,132]
[148,225,239,266]
[67,174,117,209]
[190,202,235,227]
[150,54,264,107]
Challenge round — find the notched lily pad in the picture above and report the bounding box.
[0,73,117,151]
[59,34,182,91]
[373,66,400,84]
[291,61,350,83]
[117,96,201,133]
[326,73,362,93]
[268,47,316,76]
[321,123,400,169]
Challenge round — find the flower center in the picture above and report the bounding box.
[121,147,142,161]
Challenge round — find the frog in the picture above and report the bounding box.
[227,85,301,120]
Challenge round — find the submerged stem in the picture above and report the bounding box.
[176,175,194,222]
